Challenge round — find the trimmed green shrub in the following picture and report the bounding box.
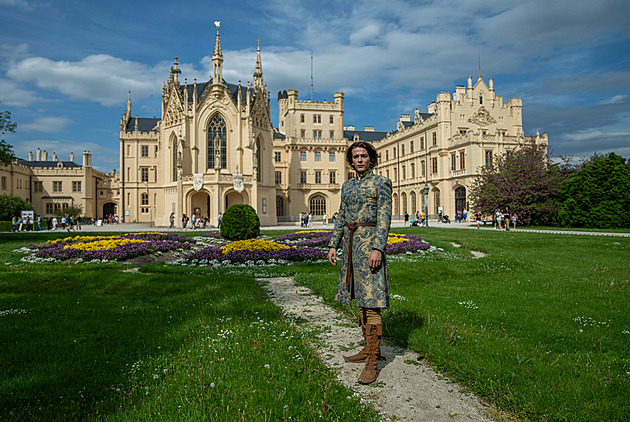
[220,204,260,241]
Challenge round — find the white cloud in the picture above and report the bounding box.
[6,55,165,107]
[14,138,119,170]
[0,78,44,107]
[20,116,74,133]
[0,0,35,11]
[601,95,627,105]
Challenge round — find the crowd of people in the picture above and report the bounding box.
[10,214,89,232]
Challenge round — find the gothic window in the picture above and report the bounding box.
[460,151,465,169]
[432,132,437,146]
[410,191,417,214]
[329,115,334,124]
[275,152,281,162]
[141,145,149,157]
[300,114,305,123]
[329,152,335,162]
[256,138,262,182]
[300,171,307,184]
[141,167,149,182]
[329,171,336,184]
[451,154,456,171]
[315,171,321,184]
[208,114,227,169]
[309,195,326,216]
[315,151,321,161]
[432,158,438,174]
[402,192,407,214]
[275,171,282,184]
[300,151,306,161]
[172,139,178,182]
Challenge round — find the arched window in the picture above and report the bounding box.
[256,137,262,182]
[208,114,227,169]
[393,193,399,216]
[276,196,284,217]
[433,189,441,215]
[309,195,326,216]
[402,192,407,214]
[455,186,466,214]
[410,191,417,214]
[172,137,178,182]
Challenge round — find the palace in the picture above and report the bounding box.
[1,24,547,226]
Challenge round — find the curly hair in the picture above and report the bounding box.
[346,141,378,170]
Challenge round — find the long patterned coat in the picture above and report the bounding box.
[328,169,392,308]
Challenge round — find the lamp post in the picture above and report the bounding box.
[423,182,429,227]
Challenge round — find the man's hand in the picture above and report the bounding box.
[328,248,337,266]
[368,249,382,270]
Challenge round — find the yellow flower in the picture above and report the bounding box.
[386,233,410,245]
[220,239,293,254]
[63,238,150,251]
[295,230,331,234]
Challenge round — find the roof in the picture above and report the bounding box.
[17,159,80,168]
[184,80,249,106]
[125,117,160,133]
[343,130,389,143]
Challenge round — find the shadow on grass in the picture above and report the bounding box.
[383,307,425,348]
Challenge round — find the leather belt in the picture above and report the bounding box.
[344,222,377,289]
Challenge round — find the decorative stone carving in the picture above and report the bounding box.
[468,106,496,126]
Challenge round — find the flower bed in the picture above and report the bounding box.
[179,238,326,266]
[29,233,195,262]
[274,230,430,254]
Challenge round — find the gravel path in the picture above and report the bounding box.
[259,276,498,422]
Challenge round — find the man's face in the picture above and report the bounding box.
[351,147,371,174]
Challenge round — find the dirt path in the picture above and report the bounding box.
[259,276,497,422]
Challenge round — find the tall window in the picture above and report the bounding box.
[309,195,326,215]
[276,196,284,217]
[451,154,456,171]
[431,157,438,174]
[301,129,305,139]
[46,203,54,214]
[411,163,415,179]
[401,145,405,156]
[300,151,306,161]
[410,140,414,153]
[410,191,417,214]
[313,114,321,123]
[141,167,149,182]
[329,115,334,124]
[329,171,336,184]
[313,130,322,139]
[315,151,321,161]
[329,130,334,139]
[256,138,262,182]
[432,132,437,146]
[300,171,307,184]
[53,181,62,192]
[421,160,426,177]
[460,151,465,169]
[485,150,493,167]
[275,171,282,184]
[300,114,305,123]
[208,114,227,169]
[141,145,149,157]
[275,152,281,162]
[420,136,425,150]
[402,165,406,180]
[72,181,81,192]
[172,139,178,182]
[34,181,43,192]
[329,152,335,162]
[433,189,441,214]
[315,171,321,184]
[402,192,407,214]
[141,193,149,214]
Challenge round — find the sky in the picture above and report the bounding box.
[1,0,629,172]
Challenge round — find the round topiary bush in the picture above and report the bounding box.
[220,204,260,241]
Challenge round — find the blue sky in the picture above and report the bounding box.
[1,0,629,172]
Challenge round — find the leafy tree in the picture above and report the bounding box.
[0,194,34,221]
[220,204,260,240]
[1,102,17,165]
[557,153,630,228]
[53,204,83,218]
[469,140,569,225]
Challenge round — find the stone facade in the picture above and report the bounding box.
[3,26,547,226]
[0,149,118,218]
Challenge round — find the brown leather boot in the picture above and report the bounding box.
[358,324,382,384]
[344,317,368,362]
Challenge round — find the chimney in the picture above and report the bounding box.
[36,148,41,161]
[82,151,92,168]
[43,150,48,160]
[28,151,33,161]
[52,152,58,161]
[70,152,74,162]
[364,126,374,132]
[400,114,411,122]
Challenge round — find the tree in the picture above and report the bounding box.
[0,194,34,221]
[0,102,17,165]
[53,204,83,218]
[557,153,630,228]
[469,140,569,226]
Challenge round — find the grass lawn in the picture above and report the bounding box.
[0,232,379,421]
[285,227,630,422]
[1,228,629,421]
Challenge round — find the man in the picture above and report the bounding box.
[328,141,392,385]
[169,212,175,229]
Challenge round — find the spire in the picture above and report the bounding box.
[253,38,264,90]
[170,56,181,83]
[125,91,132,121]
[211,20,223,87]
